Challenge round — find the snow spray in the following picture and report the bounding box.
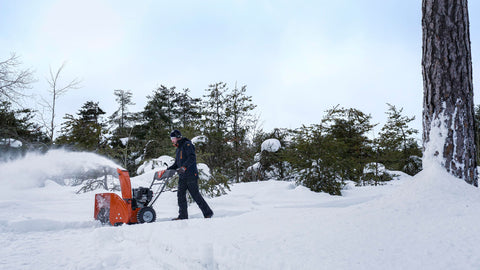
[0,149,122,189]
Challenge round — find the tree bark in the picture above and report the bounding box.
[422,0,478,186]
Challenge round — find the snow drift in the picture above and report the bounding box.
[1,150,480,269]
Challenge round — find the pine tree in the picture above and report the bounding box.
[139,85,180,160]
[322,107,376,183]
[176,88,202,132]
[0,101,48,161]
[376,104,421,174]
[56,101,106,151]
[199,82,230,172]
[106,90,139,169]
[251,128,290,181]
[288,124,342,195]
[110,89,135,136]
[144,85,179,131]
[225,84,256,182]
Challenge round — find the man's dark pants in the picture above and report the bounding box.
[177,177,213,219]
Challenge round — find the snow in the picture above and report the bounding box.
[119,137,129,146]
[423,112,447,168]
[192,135,208,145]
[0,138,23,148]
[197,163,211,179]
[363,162,386,174]
[0,149,120,190]
[254,152,261,162]
[136,155,175,175]
[261,138,281,152]
[1,151,480,269]
[247,161,261,172]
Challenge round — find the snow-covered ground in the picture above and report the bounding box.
[1,151,480,269]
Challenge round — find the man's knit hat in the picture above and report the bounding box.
[170,129,182,138]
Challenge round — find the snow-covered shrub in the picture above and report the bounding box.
[0,138,23,148]
[363,162,386,175]
[245,162,263,181]
[0,138,30,162]
[254,153,261,162]
[361,162,393,186]
[294,160,343,195]
[136,155,175,175]
[197,163,230,197]
[191,135,208,146]
[254,138,291,181]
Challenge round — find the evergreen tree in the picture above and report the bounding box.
[376,104,421,174]
[288,124,342,195]
[140,85,180,160]
[107,90,139,169]
[56,101,106,151]
[250,128,290,181]
[198,82,230,172]
[144,85,179,131]
[176,88,202,133]
[322,107,376,183]
[225,84,256,182]
[0,101,47,143]
[0,100,48,161]
[110,89,135,135]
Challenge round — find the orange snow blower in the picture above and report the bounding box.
[94,168,176,226]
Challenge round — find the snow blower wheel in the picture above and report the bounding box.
[137,207,156,223]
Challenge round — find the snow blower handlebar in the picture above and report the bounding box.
[148,169,177,207]
[150,169,176,187]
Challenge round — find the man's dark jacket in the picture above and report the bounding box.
[167,137,199,179]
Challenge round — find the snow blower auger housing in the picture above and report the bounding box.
[94,168,175,226]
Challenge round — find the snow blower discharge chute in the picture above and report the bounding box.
[94,168,176,225]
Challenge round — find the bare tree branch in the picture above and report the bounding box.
[0,53,35,104]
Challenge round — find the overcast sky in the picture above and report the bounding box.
[1,0,479,137]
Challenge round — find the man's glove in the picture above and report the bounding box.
[154,170,165,180]
[177,167,186,175]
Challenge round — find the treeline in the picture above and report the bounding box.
[1,84,424,195]
[0,53,445,195]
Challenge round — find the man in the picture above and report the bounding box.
[167,129,213,220]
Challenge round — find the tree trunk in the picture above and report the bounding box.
[422,0,478,186]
